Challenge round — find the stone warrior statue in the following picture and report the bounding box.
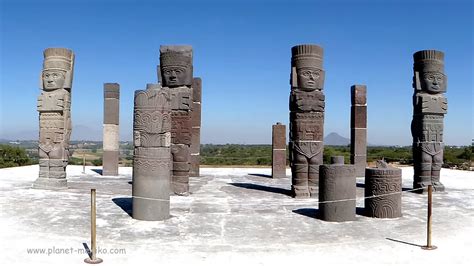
[289,44,325,198]
[159,45,194,195]
[411,50,448,192]
[34,48,75,189]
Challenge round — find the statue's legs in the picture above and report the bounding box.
[432,150,445,191]
[171,144,190,196]
[413,147,433,193]
[291,152,310,198]
[308,153,323,198]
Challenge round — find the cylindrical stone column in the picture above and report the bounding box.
[365,162,402,218]
[272,122,286,178]
[132,84,171,221]
[190,77,202,177]
[350,85,367,177]
[103,83,120,176]
[319,158,356,222]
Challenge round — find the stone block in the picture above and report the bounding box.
[365,165,402,218]
[272,150,286,178]
[192,77,202,102]
[351,85,366,105]
[350,155,367,177]
[103,150,119,176]
[319,163,356,222]
[171,112,192,145]
[350,128,367,156]
[351,106,367,129]
[289,112,324,141]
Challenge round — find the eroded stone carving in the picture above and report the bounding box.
[318,157,356,222]
[350,85,367,177]
[289,44,325,198]
[411,50,447,192]
[132,83,171,221]
[190,77,202,177]
[103,83,120,176]
[34,48,75,189]
[272,122,286,178]
[365,160,402,218]
[159,45,194,195]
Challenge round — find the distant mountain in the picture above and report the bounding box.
[324,132,350,146]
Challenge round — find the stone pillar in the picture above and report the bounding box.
[34,48,75,190]
[103,83,120,176]
[289,44,325,198]
[159,45,194,195]
[411,50,447,192]
[350,85,367,177]
[272,122,286,178]
[132,84,171,221]
[319,157,356,222]
[190,77,202,177]
[365,160,402,218]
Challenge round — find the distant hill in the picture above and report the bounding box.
[324,132,350,146]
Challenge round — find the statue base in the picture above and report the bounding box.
[33,178,68,190]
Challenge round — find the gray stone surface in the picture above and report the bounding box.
[272,123,286,178]
[365,162,402,218]
[2,165,474,265]
[289,44,325,198]
[330,156,345,165]
[34,48,75,190]
[350,85,367,177]
[103,83,120,176]
[190,77,202,177]
[411,50,447,192]
[132,85,171,221]
[160,45,194,195]
[319,161,356,222]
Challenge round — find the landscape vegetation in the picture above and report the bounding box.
[1,140,471,170]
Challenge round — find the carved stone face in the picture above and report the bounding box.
[162,66,191,87]
[42,70,66,90]
[421,72,446,94]
[297,67,322,90]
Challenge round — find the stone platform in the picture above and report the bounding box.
[0,165,473,265]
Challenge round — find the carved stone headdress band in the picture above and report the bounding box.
[291,44,323,69]
[159,45,193,68]
[43,48,74,71]
[413,50,444,73]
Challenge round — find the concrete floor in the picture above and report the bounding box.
[0,165,473,265]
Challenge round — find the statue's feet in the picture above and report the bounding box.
[308,186,318,198]
[413,182,428,194]
[432,181,445,192]
[174,191,190,196]
[292,186,310,199]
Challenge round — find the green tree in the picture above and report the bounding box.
[0,144,32,168]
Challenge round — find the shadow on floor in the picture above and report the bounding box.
[112,197,133,217]
[248,173,273,178]
[230,183,291,196]
[292,208,319,219]
[386,237,423,247]
[91,169,103,175]
[82,243,92,259]
[356,207,366,216]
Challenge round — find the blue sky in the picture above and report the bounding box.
[0,0,472,145]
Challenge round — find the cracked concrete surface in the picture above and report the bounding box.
[0,165,473,265]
